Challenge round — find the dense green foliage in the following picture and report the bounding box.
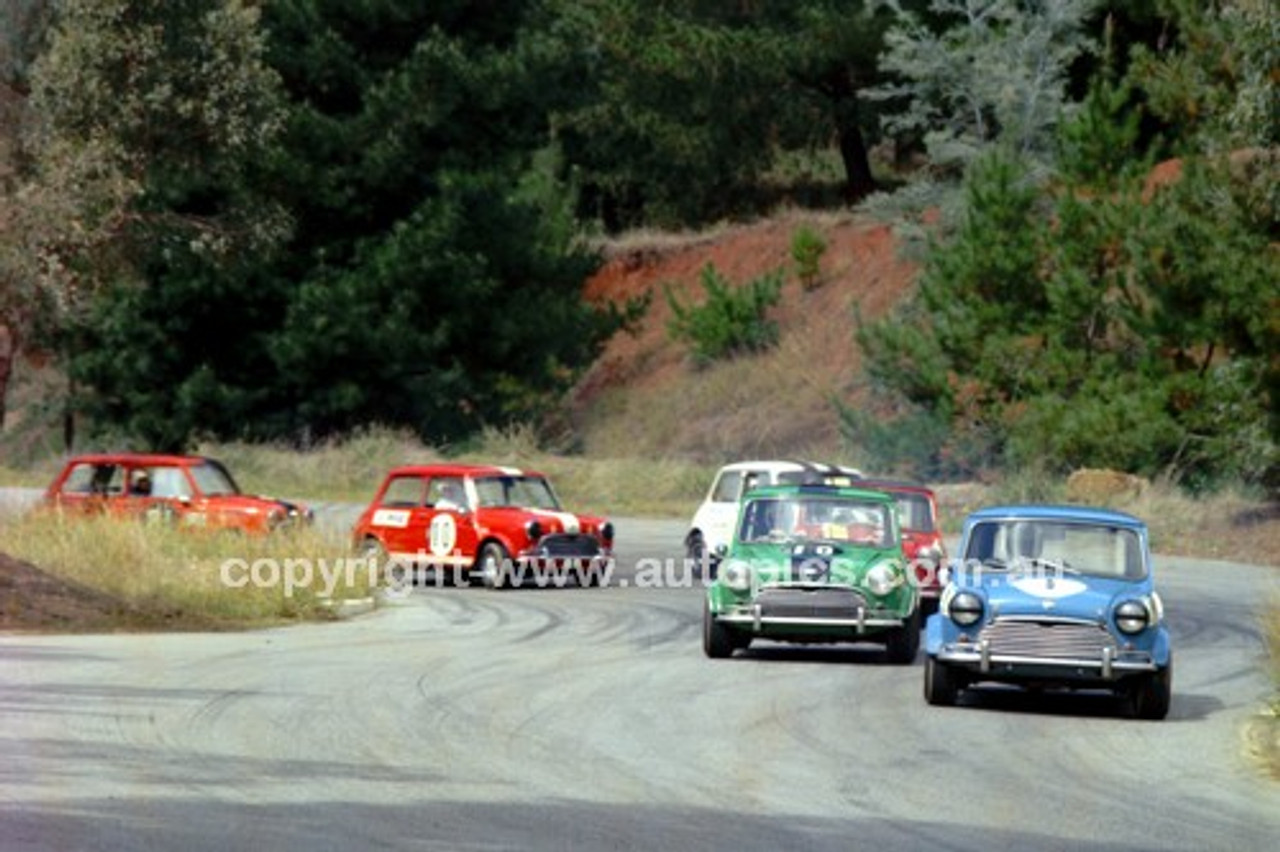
[852,1,1278,488]
[0,0,1274,487]
[547,0,909,228]
[16,0,630,450]
[665,264,782,366]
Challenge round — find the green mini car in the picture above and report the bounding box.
[703,484,920,662]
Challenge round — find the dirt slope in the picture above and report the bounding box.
[570,211,919,462]
[0,553,133,631]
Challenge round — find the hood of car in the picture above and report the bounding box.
[206,494,295,515]
[961,570,1149,619]
[476,506,604,536]
[730,540,898,585]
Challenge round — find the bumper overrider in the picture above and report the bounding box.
[716,584,909,635]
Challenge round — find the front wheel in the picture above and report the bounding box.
[702,599,737,659]
[478,542,513,590]
[884,606,921,664]
[1124,657,1172,720]
[924,656,960,706]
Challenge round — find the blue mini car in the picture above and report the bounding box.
[924,505,1172,719]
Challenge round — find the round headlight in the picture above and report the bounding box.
[600,521,615,543]
[1115,599,1150,634]
[525,520,543,541]
[721,560,752,592]
[866,563,902,597]
[949,591,984,626]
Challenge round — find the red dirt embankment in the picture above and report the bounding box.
[570,212,920,461]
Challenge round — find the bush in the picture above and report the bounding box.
[665,262,782,366]
[790,224,828,291]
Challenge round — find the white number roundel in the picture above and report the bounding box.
[428,513,457,556]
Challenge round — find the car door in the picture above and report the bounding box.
[144,465,199,525]
[421,476,479,566]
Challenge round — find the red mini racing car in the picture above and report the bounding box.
[41,453,312,535]
[352,464,614,588]
[857,479,947,612]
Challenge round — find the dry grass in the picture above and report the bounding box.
[577,332,855,463]
[1252,598,1280,779]
[1,512,373,628]
[201,427,441,504]
[199,425,716,519]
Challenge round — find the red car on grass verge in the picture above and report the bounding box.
[42,453,312,535]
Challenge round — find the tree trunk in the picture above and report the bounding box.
[0,323,13,431]
[837,118,876,205]
[826,77,876,205]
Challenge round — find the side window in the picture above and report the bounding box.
[427,477,469,510]
[84,464,125,496]
[380,477,426,508]
[150,467,192,500]
[741,471,766,496]
[711,471,743,503]
[775,471,806,486]
[59,463,98,494]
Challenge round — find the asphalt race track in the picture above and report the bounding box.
[1,502,1277,851]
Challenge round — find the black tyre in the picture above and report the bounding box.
[479,542,512,590]
[884,605,921,664]
[924,655,960,706]
[1124,656,1172,720]
[686,530,708,578]
[702,599,737,659]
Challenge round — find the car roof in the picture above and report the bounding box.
[745,483,893,503]
[965,504,1146,529]
[856,478,935,497]
[382,463,546,479]
[61,453,211,467]
[716,459,863,475]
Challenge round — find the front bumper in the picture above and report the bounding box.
[936,641,1159,681]
[715,585,910,636]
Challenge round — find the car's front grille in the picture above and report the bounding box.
[979,618,1113,659]
[536,533,601,557]
[756,587,868,620]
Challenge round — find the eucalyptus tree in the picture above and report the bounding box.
[873,0,1101,176]
[13,0,289,448]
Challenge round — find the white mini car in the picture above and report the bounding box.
[685,460,863,572]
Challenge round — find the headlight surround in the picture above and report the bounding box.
[721,559,753,592]
[600,521,615,545]
[524,519,543,542]
[917,544,944,562]
[1114,599,1151,634]
[865,562,902,597]
[948,591,984,626]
